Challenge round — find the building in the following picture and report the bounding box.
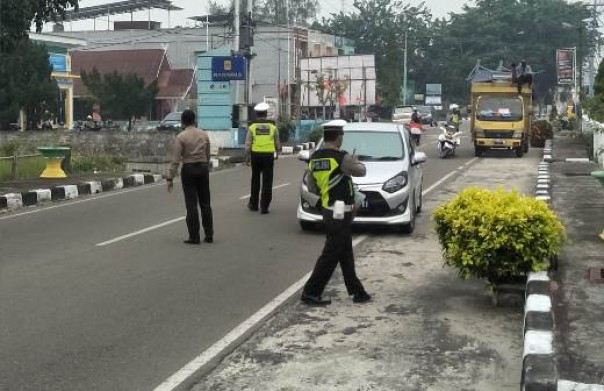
[30,33,87,130]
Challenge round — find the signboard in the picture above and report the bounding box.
[425,95,442,105]
[49,54,67,72]
[211,56,246,81]
[264,98,278,120]
[426,84,442,95]
[556,49,575,85]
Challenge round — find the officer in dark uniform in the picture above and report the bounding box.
[301,120,371,306]
[245,102,280,214]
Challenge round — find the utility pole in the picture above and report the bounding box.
[403,23,408,105]
[286,0,291,119]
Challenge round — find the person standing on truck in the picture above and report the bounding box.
[516,60,533,94]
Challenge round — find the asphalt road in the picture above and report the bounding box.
[0,125,478,391]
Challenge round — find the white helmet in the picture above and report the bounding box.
[254,102,270,112]
[449,104,459,110]
[322,119,347,128]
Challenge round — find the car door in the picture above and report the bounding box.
[401,126,423,206]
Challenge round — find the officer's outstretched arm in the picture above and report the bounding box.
[341,154,366,177]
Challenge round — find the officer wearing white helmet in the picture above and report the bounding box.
[245,102,280,214]
[300,120,371,306]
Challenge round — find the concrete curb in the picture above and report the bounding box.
[0,174,165,212]
[521,139,557,390]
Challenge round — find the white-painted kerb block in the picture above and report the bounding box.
[523,330,553,357]
[86,181,103,194]
[114,178,124,190]
[528,271,550,283]
[526,294,552,313]
[4,193,23,208]
[131,174,145,186]
[281,146,294,155]
[32,189,52,202]
[153,174,163,183]
[63,185,79,200]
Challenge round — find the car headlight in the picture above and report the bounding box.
[382,172,408,193]
[474,127,485,138]
[513,130,523,138]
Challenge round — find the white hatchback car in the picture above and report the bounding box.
[297,122,427,233]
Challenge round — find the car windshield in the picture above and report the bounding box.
[476,97,523,121]
[417,106,431,114]
[394,107,413,114]
[340,131,404,161]
[164,112,182,121]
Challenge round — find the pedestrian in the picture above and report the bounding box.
[510,62,518,83]
[167,109,214,244]
[245,102,280,214]
[300,120,371,306]
[516,59,533,94]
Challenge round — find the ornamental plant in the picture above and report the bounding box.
[433,188,565,283]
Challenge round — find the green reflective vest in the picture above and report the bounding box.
[309,149,354,208]
[249,120,277,153]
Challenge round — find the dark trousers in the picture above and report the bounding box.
[181,162,213,240]
[249,152,275,211]
[303,210,366,297]
[518,74,533,93]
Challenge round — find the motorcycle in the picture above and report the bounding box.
[408,121,423,146]
[438,126,462,158]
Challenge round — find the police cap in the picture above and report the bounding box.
[254,102,270,112]
[322,119,347,135]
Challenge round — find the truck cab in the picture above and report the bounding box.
[470,78,532,157]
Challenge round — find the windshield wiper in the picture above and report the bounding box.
[376,156,402,161]
[357,154,374,161]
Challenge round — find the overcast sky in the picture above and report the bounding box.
[44,0,472,31]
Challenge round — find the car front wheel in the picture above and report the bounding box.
[400,195,416,234]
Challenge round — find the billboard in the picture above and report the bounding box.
[426,84,442,95]
[211,56,246,81]
[49,54,67,72]
[556,49,575,85]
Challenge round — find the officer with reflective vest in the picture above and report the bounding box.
[301,120,371,306]
[245,102,280,214]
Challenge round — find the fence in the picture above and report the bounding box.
[0,153,45,181]
[581,117,604,167]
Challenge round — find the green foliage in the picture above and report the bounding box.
[81,68,159,130]
[433,187,565,283]
[0,0,79,53]
[316,0,594,107]
[71,154,125,173]
[259,0,319,26]
[530,120,553,147]
[0,155,46,181]
[0,40,59,129]
[0,139,21,156]
[585,59,604,122]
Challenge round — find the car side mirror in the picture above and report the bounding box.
[412,151,428,165]
[298,150,311,162]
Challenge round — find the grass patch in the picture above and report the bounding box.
[0,155,47,181]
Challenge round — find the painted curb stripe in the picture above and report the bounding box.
[526,294,552,313]
[523,330,554,357]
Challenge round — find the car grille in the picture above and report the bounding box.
[356,191,392,217]
[484,130,514,138]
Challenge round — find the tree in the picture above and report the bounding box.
[258,0,319,26]
[208,1,230,15]
[81,68,159,131]
[0,0,79,53]
[0,40,58,129]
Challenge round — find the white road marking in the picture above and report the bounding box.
[95,217,185,247]
[239,182,291,200]
[154,234,369,391]
[558,380,604,391]
[422,157,479,196]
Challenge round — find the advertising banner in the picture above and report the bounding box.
[556,49,575,85]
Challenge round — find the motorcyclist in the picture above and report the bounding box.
[448,105,461,131]
[411,108,421,124]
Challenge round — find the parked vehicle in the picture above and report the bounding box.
[438,126,462,158]
[157,111,183,131]
[392,105,414,124]
[297,122,427,234]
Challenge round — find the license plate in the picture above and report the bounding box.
[494,139,504,144]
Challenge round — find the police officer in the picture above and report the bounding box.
[245,102,280,214]
[301,120,371,306]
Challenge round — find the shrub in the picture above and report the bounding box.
[0,139,20,157]
[530,120,554,147]
[433,188,565,283]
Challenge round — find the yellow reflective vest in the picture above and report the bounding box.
[249,120,277,153]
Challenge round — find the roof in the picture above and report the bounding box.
[65,0,182,22]
[71,49,168,97]
[343,122,402,133]
[71,49,195,100]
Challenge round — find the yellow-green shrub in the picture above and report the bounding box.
[433,187,565,282]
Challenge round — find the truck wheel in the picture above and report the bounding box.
[515,147,524,157]
[474,146,483,157]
